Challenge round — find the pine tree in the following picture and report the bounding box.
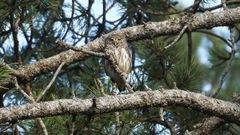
[0,0,239,134]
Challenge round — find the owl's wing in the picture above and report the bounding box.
[113,47,131,76]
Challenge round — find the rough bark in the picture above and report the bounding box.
[0,89,239,125]
[187,117,225,135]
[1,7,238,92]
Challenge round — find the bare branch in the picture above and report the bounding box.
[14,78,48,135]
[56,39,105,57]
[164,25,188,49]
[95,78,107,96]
[35,118,48,135]
[0,89,240,125]
[222,0,228,10]
[36,62,65,102]
[196,30,232,47]
[212,28,236,97]
[14,77,34,102]
[187,117,225,135]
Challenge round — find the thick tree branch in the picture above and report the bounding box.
[3,7,240,91]
[187,117,225,135]
[0,89,240,125]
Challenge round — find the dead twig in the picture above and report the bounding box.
[56,39,105,57]
[96,78,107,96]
[14,78,48,135]
[36,62,65,102]
[164,25,188,49]
[212,28,235,97]
[14,77,34,102]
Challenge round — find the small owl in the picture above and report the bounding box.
[104,33,132,92]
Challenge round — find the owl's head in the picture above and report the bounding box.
[105,33,126,47]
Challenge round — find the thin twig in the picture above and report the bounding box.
[212,28,235,97]
[11,121,19,135]
[198,0,240,12]
[85,0,116,39]
[112,90,121,135]
[56,39,105,57]
[144,84,152,91]
[69,115,76,135]
[139,116,176,134]
[61,0,75,40]
[187,32,192,66]
[96,78,107,96]
[65,65,77,135]
[0,125,12,133]
[66,69,76,98]
[159,107,164,121]
[14,77,34,102]
[190,0,202,13]
[10,14,22,65]
[222,0,228,10]
[14,78,48,135]
[211,1,235,97]
[84,0,94,43]
[115,111,120,135]
[196,30,232,47]
[164,25,188,49]
[36,62,65,102]
[36,118,48,135]
[144,0,239,16]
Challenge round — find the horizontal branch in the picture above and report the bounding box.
[187,117,225,135]
[3,7,240,91]
[0,89,240,125]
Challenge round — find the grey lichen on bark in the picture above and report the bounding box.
[0,89,239,125]
[187,117,225,135]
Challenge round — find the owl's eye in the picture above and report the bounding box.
[110,37,115,41]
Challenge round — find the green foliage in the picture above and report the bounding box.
[0,62,12,90]
[169,58,203,91]
[0,62,11,78]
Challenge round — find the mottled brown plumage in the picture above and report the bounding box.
[104,33,132,92]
